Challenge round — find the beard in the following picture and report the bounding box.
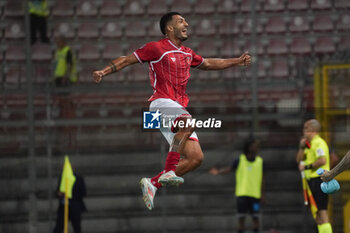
[174,28,188,42]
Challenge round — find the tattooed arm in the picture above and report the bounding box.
[321,150,350,182]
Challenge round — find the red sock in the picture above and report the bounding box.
[165,152,180,172]
[150,171,164,189]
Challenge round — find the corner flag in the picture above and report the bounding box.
[59,155,76,198]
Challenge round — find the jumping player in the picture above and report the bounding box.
[92,12,251,210]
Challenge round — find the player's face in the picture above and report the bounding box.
[303,122,314,140]
[171,15,189,41]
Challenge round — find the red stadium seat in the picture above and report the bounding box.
[128,65,149,82]
[243,41,264,55]
[147,0,168,16]
[194,0,216,14]
[196,41,218,58]
[265,16,287,34]
[336,15,350,31]
[242,18,263,34]
[102,43,123,60]
[290,38,311,55]
[314,37,335,54]
[5,66,26,86]
[4,21,24,39]
[52,1,74,17]
[78,66,98,83]
[124,0,145,16]
[220,39,241,57]
[310,0,331,10]
[126,40,146,55]
[263,0,285,12]
[76,0,98,17]
[335,0,350,9]
[271,60,288,78]
[218,18,240,35]
[289,16,310,33]
[222,68,242,79]
[5,44,25,61]
[31,43,52,61]
[100,0,122,16]
[337,36,350,50]
[53,23,75,39]
[170,0,192,15]
[313,15,333,32]
[257,62,267,78]
[267,39,288,55]
[217,0,239,14]
[287,0,308,11]
[195,19,216,36]
[33,65,51,84]
[79,44,100,60]
[241,0,261,12]
[101,22,123,38]
[4,1,24,17]
[125,21,147,38]
[148,21,161,38]
[77,22,99,39]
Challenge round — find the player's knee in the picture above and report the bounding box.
[190,151,204,168]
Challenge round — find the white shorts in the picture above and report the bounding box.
[149,98,199,145]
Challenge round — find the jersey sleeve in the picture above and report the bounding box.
[133,42,158,63]
[315,142,327,157]
[190,49,204,68]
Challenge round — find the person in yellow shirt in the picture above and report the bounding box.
[54,36,78,87]
[210,139,265,233]
[296,119,333,233]
[29,0,49,44]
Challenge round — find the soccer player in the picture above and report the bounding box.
[296,119,333,233]
[92,12,251,210]
[320,150,350,182]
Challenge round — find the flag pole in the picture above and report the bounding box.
[64,178,69,233]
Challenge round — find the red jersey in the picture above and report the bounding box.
[133,38,204,107]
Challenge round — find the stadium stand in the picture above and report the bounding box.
[51,1,74,17]
[99,0,122,17]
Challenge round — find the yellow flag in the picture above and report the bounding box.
[59,155,76,198]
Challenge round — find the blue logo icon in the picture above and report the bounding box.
[143,110,162,129]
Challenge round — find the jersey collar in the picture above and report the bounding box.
[167,39,182,50]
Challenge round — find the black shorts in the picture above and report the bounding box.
[308,177,328,210]
[237,196,261,216]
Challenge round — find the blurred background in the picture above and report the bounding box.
[0,0,349,232]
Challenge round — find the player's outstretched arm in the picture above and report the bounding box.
[92,54,138,83]
[198,51,251,71]
[321,150,350,182]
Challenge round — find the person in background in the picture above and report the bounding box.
[210,139,265,233]
[29,0,49,45]
[53,36,78,147]
[54,36,78,87]
[53,173,87,233]
[296,119,333,233]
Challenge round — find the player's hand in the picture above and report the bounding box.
[320,169,333,182]
[238,51,251,66]
[298,163,305,171]
[299,137,307,149]
[93,70,104,83]
[209,167,219,175]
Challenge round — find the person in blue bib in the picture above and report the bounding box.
[210,138,265,233]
